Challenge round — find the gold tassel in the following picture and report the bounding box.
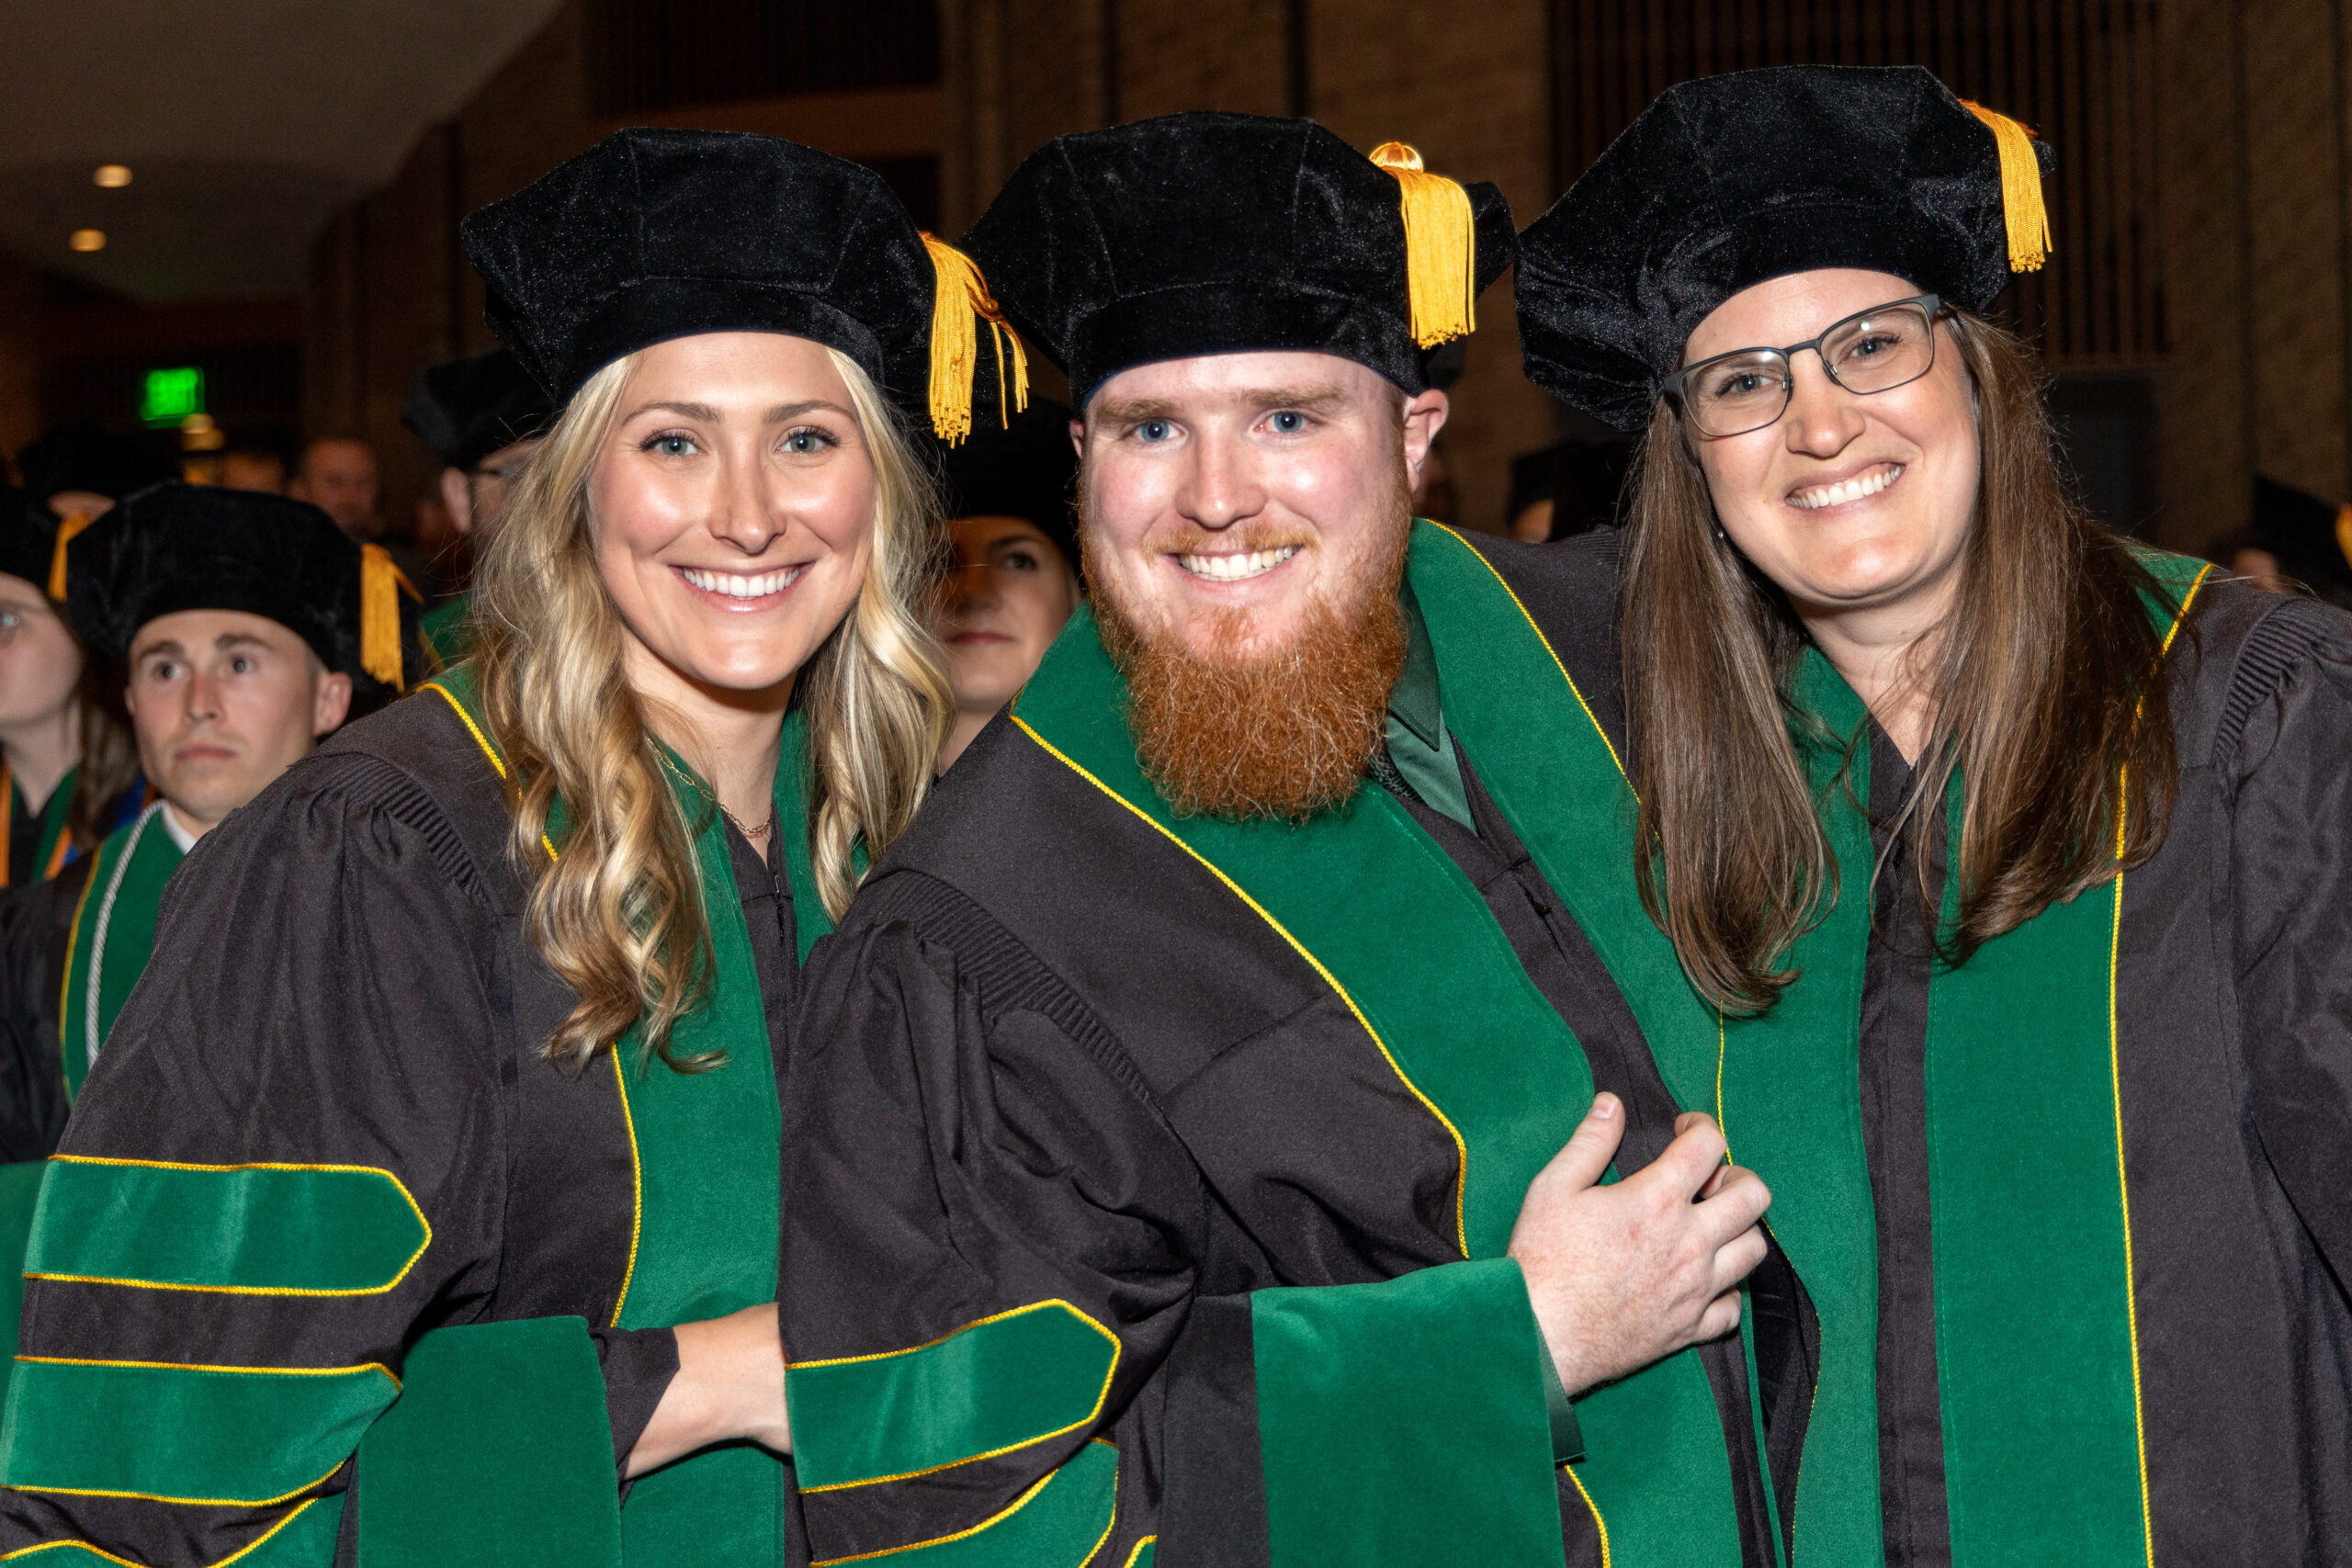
[359,543,416,692]
[2335,503,2352,574]
[1962,101,2052,274]
[1370,141,1477,348]
[920,232,1029,445]
[47,512,93,601]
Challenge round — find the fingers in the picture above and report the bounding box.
[1537,1092,1627,1194]
[1692,1166,1773,1247]
[1709,1222,1770,1295]
[1695,1287,1744,1343]
[1642,1113,1731,1199]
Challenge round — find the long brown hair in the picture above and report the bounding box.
[1623,308,2181,1015]
[65,661,141,853]
[471,348,951,1073]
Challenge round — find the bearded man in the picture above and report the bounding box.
[779,113,1782,1568]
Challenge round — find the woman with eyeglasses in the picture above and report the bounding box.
[1518,66,2352,1565]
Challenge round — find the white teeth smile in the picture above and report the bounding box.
[1791,465,1903,510]
[1177,546,1300,581]
[680,566,806,599]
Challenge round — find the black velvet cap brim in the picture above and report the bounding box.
[962,112,1517,408]
[123,576,340,671]
[62,482,421,692]
[462,129,958,426]
[1517,65,2057,432]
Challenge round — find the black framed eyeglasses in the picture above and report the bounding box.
[1662,294,1946,437]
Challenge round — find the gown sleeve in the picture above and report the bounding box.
[0,869,74,1163]
[2226,597,2352,1284]
[0,750,626,1564]
[780,908,1568,1568]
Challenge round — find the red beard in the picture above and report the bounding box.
[1082,502,1411,824]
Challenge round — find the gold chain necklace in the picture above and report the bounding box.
[718,800,775,841]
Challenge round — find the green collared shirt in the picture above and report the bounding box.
[1384,581,1476,833]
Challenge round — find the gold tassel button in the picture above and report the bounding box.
[1962,102,2052,275]
[921,232,1029,446]
[2334,502,2352,574]
[1370,141,1477,349]
[47,512,93,601]
[359,543,416,691]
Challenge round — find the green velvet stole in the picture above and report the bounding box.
[1008,521,1745,1567]
[2,762,77,886]
[59,804,184,1101]
[356,670,824,1568]
[1719,555,2209,1568]
[606,729,797,1568]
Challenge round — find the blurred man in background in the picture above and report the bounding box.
[399,346,552,665]
[288,434,380,537]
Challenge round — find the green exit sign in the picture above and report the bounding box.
[140,367,205,426]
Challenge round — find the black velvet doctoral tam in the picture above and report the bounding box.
[401,346,556,471]
[1517,65,2057,431]
[462,128,944,416]
[961,112,1517,405]
[936,400,1079,565]
[62,482,412,686]
[16,423,177,507]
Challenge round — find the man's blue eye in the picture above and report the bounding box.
[1270,411,1306,434]
[1137,420,1172,443]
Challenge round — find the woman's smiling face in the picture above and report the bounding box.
[1683,268,1981,624]
[590,332,876,696]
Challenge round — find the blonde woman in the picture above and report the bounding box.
[0,129,995,1566]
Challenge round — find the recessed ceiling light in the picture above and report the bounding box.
[69,229,106,253]
[93,164,132,188]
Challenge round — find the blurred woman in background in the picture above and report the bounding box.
[928,399,1081,771]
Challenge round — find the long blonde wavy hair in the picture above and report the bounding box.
[469,344,951,1071]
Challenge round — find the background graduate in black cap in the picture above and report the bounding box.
[0,124,1000,1568]
[0,480,420,1430]
[779,111,1777,1568]
[1520,62,2352,1567]
[14,422,177,527]
[400,344,556,667]
[926,398,1081,770]
[2232,473,2352,610]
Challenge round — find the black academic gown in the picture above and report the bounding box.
[1731,573,2352,1568]
[0,685,810,1568]
[778,525,1784,1568]
[0,863,78,1162]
